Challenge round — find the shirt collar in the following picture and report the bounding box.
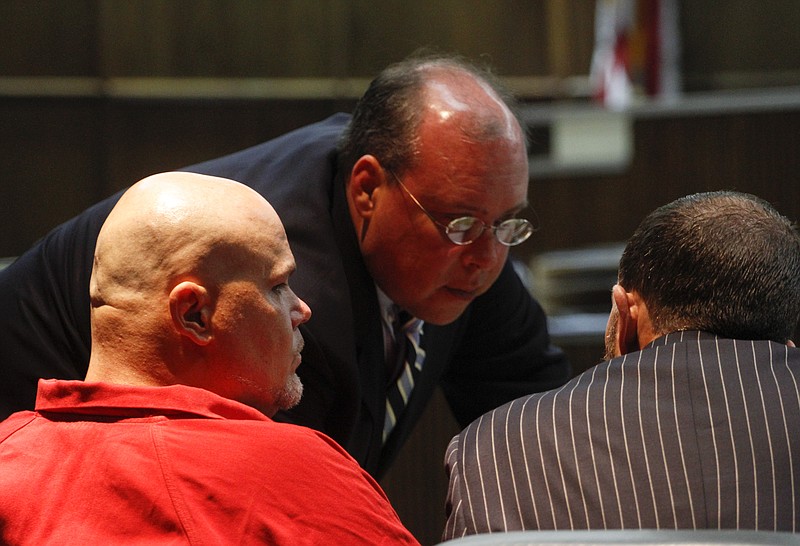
[375,286,399,326]
[34,379,271,422]
[645,330,721,349]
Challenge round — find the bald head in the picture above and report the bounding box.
[90,172,283,311]
[87,172,311,415]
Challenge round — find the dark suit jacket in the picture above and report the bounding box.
[0,114,569,477]
[443,330,800,538]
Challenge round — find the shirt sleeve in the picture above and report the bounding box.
[443,433,471,541]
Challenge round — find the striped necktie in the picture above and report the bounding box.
[383,311,425,444]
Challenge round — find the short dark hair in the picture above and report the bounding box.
[337,53,523,180]
[618,191,800,342]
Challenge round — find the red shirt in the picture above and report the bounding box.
[0,379,419,545]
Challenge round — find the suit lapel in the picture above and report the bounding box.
[328,171,388,467]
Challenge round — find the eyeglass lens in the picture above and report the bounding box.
[446,217,532,246]
[389,168,533,247]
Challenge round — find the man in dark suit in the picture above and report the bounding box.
[0,55,569,478]
[443,191,800,538]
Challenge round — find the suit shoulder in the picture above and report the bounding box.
[185,113,350,175]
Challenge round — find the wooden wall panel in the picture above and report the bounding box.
[3,1,800,85]
[0,99,104,256]
[344,1,554,76]
[0,98,355,256]
[380,388,459,546]
[0,1,596,81]
[101,98,356,194]
[97,0,353,77]
[682,0,800,89]
[523,110,800,260]
[544,0,595,78]
[0,1,97,76]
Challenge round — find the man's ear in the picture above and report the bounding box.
[612,284,639,355]
[169,281,212,345]
[348,154,385,220]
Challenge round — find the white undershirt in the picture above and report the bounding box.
[375,286,400,363]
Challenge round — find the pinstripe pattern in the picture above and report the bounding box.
[443,331,800,539]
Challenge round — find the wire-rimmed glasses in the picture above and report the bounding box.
[389,170,534,246]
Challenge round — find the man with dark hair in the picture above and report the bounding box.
[443,191,800,539]
[0,55,569,478]
[612,191,799,345]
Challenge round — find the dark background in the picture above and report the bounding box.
[2,2,799,544]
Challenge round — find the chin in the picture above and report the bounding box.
[417,305,468,326]
[274,373,304,410]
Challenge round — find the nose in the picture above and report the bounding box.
[291,292,312,328]
[460,230,504,270]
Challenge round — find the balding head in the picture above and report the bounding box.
[87,172,311,416]
[338,54,526,178]
[419,63,523,145]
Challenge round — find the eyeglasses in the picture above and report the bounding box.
[389,170,534,246]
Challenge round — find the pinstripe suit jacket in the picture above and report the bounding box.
[443,331,800,539]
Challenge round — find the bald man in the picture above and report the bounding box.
[0,173,418,545]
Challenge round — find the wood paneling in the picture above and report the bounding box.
[0,1,97,76]
[681,0,800,89]
[522,109,800,261]
[0,98,356,256]
[380,388,459,546]
[0,98,104,254]
[1,1,595,80]
[102,98,357,194]
[97,0,353,77]
[344,1,554,76]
